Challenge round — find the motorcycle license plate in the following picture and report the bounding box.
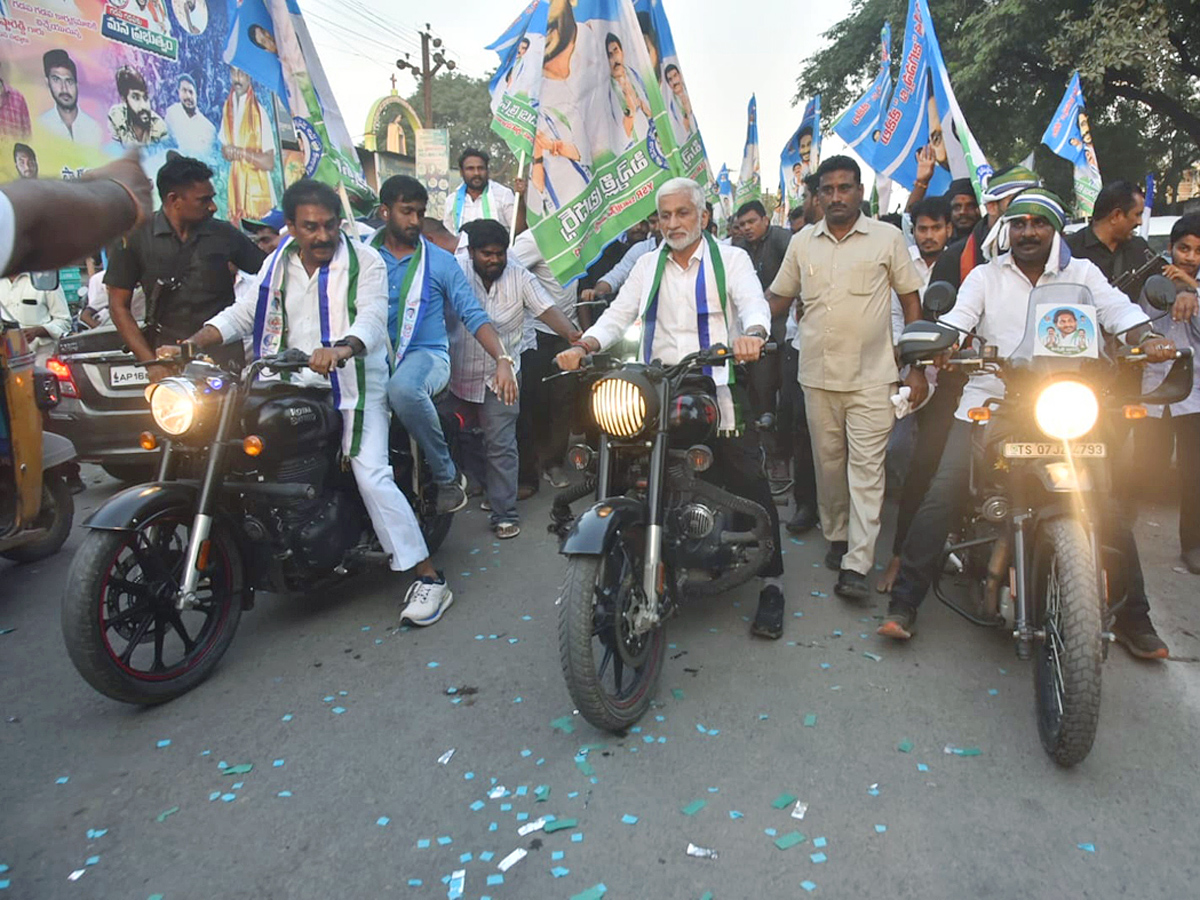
[109,365,149,387]
[1002,442,1107,458]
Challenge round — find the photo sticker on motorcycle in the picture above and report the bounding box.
[1033,303,1099,359]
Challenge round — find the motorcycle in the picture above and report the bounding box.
[1,308,76,564]
[548,343,776,732]
[61,346,457,704]
[895,278,1194,767]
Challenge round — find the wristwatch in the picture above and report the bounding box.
[745,326,768,340]
[497,354,517,368]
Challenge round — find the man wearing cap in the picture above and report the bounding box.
[38,49,103,146]
[165,74,217,157]
[879,188,1177,660]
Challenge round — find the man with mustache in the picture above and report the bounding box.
[108,66,168,148]
[444,148,514,250]
[37,49,103,147]
[220,66,275,224]
[555,177,789,641]
[767,155,926,603]
[879,188,1176,660]
[186,180,457,628]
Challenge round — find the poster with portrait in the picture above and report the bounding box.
[1033,303,1099,359]
[781,95,820,213]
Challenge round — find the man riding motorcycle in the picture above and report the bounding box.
[184,179,455,627]
[880,188,1177,658]
[555,177,788,639]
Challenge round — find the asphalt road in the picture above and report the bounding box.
[2,468,1200,899]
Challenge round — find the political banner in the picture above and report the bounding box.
[0,0,369,219]
[872,0,990,196]
[1040,72,1101,218]
[632,0,713,191]
[415,127,451,219]
[501,0,687,284]
[717,162,733,220]
[831,22,891,162]
[781,95,820,213]
[488,0,547,160]
[735,94,760,208]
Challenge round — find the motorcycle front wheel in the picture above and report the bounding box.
[1032,517,1102,767]
[558,528,664,733]
[62,512,243,705]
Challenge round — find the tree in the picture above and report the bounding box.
[796,0,1200,207]
[404,71,518,185]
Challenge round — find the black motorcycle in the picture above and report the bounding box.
[548,343,775,732]
[896,279,1193,767]
[61,347,456,704]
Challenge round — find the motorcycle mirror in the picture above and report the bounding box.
[30,270,60,292]
[1142,274,1178,312]
[923,281,957,318]
[896,321,959,367]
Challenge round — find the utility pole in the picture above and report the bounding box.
[396,23,456,128]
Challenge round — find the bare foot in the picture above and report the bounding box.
[876,555,900,593]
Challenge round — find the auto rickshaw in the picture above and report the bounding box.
[1,305,75,564]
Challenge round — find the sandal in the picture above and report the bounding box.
[493,521,521,539]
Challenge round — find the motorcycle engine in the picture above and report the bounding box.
[665,499,736,570]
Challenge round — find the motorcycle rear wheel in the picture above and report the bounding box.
[1032,517,1102,767]
[62,513,242,705]
[1,473,73,564]
[558,530,664,733]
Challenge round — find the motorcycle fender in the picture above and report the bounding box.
[41,431,76,470]
[83,482,200,531]
[559,497,646,556]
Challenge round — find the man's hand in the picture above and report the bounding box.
[1140,335,1177,363]
[904,367,930,407]
[147,364,172,383]
[21,326,49,342]
[309,345,352,375]
[555,346,588,371]
[1164,263,1200,290]
[81,150,152,228]
[1171,291,1199,322]
[493,358,518,405]
[513,177,527,194]
[580,288,597,303]
[915,146,936,185]
[732,335,765,363]
[566,328,583,344]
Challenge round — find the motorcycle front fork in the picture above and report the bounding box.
[177,391,236,610]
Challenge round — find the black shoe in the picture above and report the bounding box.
[1112,617,1169,660]
[1183,548,1200,575]
[751,585,785,639]
[878,601,917,640]
[435,473,469,515]
[786,505,818,535]
[834,569,869,601]
[824,540,847,571]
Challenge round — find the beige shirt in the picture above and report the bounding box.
[770,214,922,391]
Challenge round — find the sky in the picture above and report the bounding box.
[303,0,860,190]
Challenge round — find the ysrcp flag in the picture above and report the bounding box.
[717,163,734,220]
[513,0,684,284]
[781,96,820,212]
[1041,72,1101,218]
[832,22,891,162]
[224,0,288,101]
[872,0,990,196]
[632,0,712,190]
[489,0,548,159]
[735,94,760,208]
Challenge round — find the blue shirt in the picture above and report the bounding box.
[376,240,492,361]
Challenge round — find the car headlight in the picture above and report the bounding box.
[591,373,657,438]
[1034,380,1098,441]
[149,378,199,436]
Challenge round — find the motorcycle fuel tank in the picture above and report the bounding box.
[241,387,341,460]
[668,391,719,447]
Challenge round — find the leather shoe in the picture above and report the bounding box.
[824,540,847,571]
[786,505,818,534]
[834,569,869,601]
[1112,617,1169,660]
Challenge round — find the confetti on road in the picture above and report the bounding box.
[944,745,983,756]
[273,759,285,768]
[803,714,817,727]
[681,800,706,816]
[487,874,504,886]
[686,843,718,860]
[775,832,806,851]
[331,707,346,715]
[729,811,744,819]
[810,852,827,863]
[918,763,929,772]
[863,651,883,662]
[875,824,887,833]
[438,748,456,765]
[544,818,577,833]
[67,870,85,881]
[621,814,638,825]
[376,817,390,827]
[277,791,292,798]
[1078,843,1096,853]
[772,793,797,809]
[535,785,550,802]
[551,866,570,878]
[156,739,171,749]
[55,777,68,785]
[437,836,453,846]
[281,714,293,722]
[791,801,808,820]
[813,837,826,848]
[85,856,100,866]
[570,885,607,900]
[897,740,913,753]
[801,880,817,892]
[85,830,107,840]
[550,716,576,734]
[155,807,179,823]
[223,764,253,776]
[497,848,527,872]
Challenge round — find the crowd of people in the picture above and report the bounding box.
[3,142,1199,659]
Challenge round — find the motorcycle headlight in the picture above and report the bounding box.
[591,373,657,438]
[148,378,200,436]
[1034,380,1098,441]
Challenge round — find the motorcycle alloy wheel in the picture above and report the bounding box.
[1032,517,1102,767]
[61,513,242,704]
[558,528,664,733]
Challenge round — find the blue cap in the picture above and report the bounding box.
[242,209,285,233]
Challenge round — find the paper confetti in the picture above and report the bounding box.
[791,801,808,820]
[376,817,390,827]
[875,824,887,833]
[497,848,527,872]
[1078,843,1096,853]
[772,793,797,809]
[803,714,817,727]
[155,807,180,823]
[775,832,806,851]
[544,818,578,834]
[801,880,817,892]
[550,716,576,734]
[551,866,570,878]
[863,651,882,662]
[223,764,253,776]
[810,851,827,863]
[155,739,171,749]
[897,739,913,753]
[621,814,638,825]
[681,800,707,816]
[570,886,607,900]
[437,748,456,765]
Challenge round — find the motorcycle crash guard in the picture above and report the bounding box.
[83,482,200,531]
[559,497,646,556]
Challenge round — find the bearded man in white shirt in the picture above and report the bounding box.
[880,188,1178,660]
[555,177,789,640]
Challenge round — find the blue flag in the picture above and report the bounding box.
[781,96,821,213]
[872,0,990,195]
[487,1,544,93]
[223,0,287,100]
[1040,72,1101,217]
[832,23,891,164]
[735,95,760,208]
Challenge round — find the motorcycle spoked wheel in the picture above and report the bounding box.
[1032,517,1103,767]
[558,527,664,733]
[62,513,242,705]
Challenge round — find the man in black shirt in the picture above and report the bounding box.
[1064,180,1157,301]
[732,200,791,421]
[106,155,265,379]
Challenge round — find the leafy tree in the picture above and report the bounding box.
[404,72,518,185]
[797,0,1199,207]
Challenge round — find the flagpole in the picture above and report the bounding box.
[337,182,357,238]
[510,151,526,246]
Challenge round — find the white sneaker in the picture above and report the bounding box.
[400,576,454,627]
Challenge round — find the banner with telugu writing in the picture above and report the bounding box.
[1040,72,1101,218]
[488,0,546,161]
[832,22,891,163]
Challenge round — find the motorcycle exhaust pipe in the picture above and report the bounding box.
[982,533,1012,620]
